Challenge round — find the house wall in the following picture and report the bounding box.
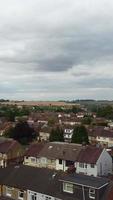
[24,156,75,172]
[2,185,27,200]
[88,136,96,144]
[0,154,7,167]
[47,158,56,169]
[24,156,56,169]
[61,182,100,200]
[27,190,60,200]
[39,132,50,141]
[97,149,112,176]
[0,185,2,196]
[56,159,68,171]
[76,149,112,177]
[3,143,24,167]
[24,156,38,167]
[76,162,98,177]
[96,136,113,147]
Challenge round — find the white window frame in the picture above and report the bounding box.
[41,157,47,164]
[30,157,36,163]
[90,164,95,168]
[6,186,13,197]
[63,182,73,194]
[79,163,84,168]
[30,192,37,200]
[18,190,24,200]
[89,188,95,199]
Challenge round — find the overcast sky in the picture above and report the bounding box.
[0,0,113,100]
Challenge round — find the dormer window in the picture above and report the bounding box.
[63,182,73,193]
[89,188,95,199]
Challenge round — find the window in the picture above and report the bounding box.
[85,164,87,168]
[31,193,37,200]
[18,190,24,200]
[30,157,36,163]
[63,182,73,193]
[59,159,62,165]
[45,196,52,200]
[79,163,84,168]
[48,159,54,164]
[6,186,12,197]
[41,157,47,164]
[90,164,95,168]
[89,188,95,199]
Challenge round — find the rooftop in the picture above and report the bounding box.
[76,146,103,164]
[38,142,83,161]
[60,173,109,189]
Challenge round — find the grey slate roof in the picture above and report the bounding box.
[38,142,83,161]
[0,197,14,200]
[60,173,109,189]
[0,165,111,200]
[0,165,63,199]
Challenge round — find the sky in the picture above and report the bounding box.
[0,0,113,100]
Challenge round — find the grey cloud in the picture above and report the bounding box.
[0,0,113,99]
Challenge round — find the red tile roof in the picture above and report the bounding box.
[0,139,20,153]
[76,146,103,164]
[88,127,113,138]
[25,142,45,157]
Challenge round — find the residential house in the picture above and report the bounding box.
[39,126,52,141]
[24,142,45,167]
[24,142,83,171]
[76,146,112,177]
[37,142,84,171]
[60,172,109,200]
[62,118,81,126]
[0,165,112,200]
[0,139,24,168]
[76,112,85,118]
[88,127,113,147]
[24,141,112,176]
[0,122,14,136]
[108,121,113,129]
[27,118,34,127]
[63,126,74,142]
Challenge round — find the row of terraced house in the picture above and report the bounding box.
[0,139,113,200]
[0,140,113,200]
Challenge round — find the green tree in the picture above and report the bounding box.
[48,117,56,126]
[49,126,64,142]
[4,121,36,145]
[81,116,92,125]
[71,106,81,113]
[71,125,89,144]
[97,105,113,119]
